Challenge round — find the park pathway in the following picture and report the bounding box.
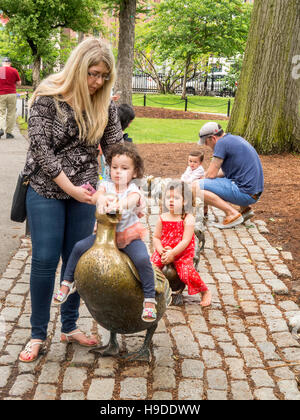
[1,195,300,400]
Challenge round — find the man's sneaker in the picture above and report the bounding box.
[240,206,254,222]
[0,129,4,138]
[6,133,14,139]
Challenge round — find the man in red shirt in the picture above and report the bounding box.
[0,57,21,139]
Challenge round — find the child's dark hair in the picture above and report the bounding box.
[162,180,193,218]
[189,150,204,163]
[105,143,144,179]
[117,103,135,130]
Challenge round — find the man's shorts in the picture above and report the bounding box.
[198,178,257,207]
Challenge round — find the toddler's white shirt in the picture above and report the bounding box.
[101,181,143,232]
[181,165,205,183]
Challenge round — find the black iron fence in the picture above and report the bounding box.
[132,72,235,97]
[21,91,29,122]
[141,94,232,116]
[19,85,232,119]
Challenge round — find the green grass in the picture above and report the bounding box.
[17,108,229,145]
[126,118,228,144]
[132,93,233,114]
[17,116,28,130]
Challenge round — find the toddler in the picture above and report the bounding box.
[54,143,157,322]
[181,151,205,183]
[151,181,211,307]
[181,150,208,216]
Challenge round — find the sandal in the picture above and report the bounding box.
[19,340,45,363]
[141,299,157,323]
[212,213,244,229]
[53,280,76,305]
[60,329,98,347]
[240,206,255,222]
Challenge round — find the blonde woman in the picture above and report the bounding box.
[19,38,123,363]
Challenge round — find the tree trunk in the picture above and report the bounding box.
[32,56,41,90]
[114,0,136,105]
[181,55,191,99]
[227,0,300,154]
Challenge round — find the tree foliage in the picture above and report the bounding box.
[143,0,251,59]
[135,0,251,96]
[0,0,104,86]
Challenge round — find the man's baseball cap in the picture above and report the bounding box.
[198,122,223,145]
[2,57,11,62]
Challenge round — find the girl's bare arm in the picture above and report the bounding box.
[152,217,164,255]
[118,192,140,210]
[91,185,106,205]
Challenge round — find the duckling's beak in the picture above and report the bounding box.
[106,210,122,223]
[95,210,122,224]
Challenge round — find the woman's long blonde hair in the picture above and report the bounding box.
[30,37,116,144]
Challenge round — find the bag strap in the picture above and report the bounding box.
[23,165,41,183]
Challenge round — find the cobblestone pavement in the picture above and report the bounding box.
[1,207,300,400]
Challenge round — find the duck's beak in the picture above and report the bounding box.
[96,210,122,224]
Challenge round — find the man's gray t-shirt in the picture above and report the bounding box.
[213,133,264,195]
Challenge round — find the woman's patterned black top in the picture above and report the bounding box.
[23,95,123,199]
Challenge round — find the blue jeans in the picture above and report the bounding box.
[198,178,257,207]
[26,186,96,340]
[64,235,155,299]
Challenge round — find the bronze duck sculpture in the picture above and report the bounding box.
[74,210,171,362]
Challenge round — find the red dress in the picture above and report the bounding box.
[151,217,208,295]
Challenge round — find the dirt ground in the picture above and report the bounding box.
[134,106,229,120]
[134,106,300,295]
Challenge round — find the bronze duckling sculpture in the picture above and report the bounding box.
[74,210,172,362]
[162,264,185,306]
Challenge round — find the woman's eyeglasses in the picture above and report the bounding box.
[88,71,110,81]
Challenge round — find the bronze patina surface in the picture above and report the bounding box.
[75,211,171,337]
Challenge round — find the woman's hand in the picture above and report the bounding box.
[53,172,94,204]
[69,186,94,204]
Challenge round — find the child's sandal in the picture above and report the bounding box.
[53,281,76,305]
[141,299,157,323]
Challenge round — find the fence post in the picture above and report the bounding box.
[227,99,231,117]
[185,97,188,112]
[144,94,146,107]
[25,91,29,122]
[22,98,24,119]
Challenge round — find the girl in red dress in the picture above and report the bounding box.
[151,181,211,307]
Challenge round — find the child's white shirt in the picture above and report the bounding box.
[101,180,143,233]
[181,165,205,183]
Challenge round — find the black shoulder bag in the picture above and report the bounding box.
[10,166,40,223]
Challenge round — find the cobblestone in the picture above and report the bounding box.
[178,379,203,400]
[1,212,300,400]
[120,377,147,399]
[231,380,253,400]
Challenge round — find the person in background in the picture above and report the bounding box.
[181,150,208,217]
[117,103,135,143]
[194,122,264,228]
[0,57,21,139]
[181,151,205,183]
[97,103,136,182]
